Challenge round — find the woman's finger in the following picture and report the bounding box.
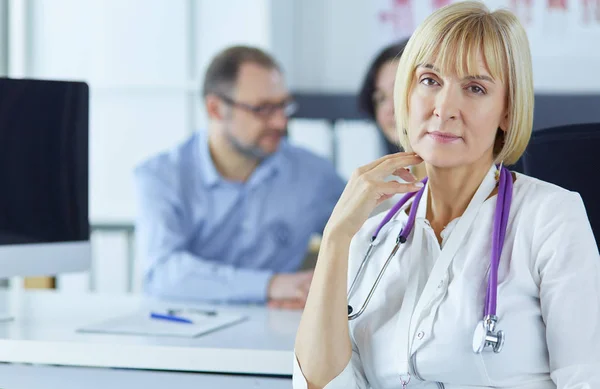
[377,180,424,197]
[371,154,423,178]
[391,167,418,182]
[355,152,420,176]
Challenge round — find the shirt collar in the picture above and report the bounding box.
[247,144,285,188]
[197,129,285,189]
[197,129,221,188]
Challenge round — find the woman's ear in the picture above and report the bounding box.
[499,112,509,132]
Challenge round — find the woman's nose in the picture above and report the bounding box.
[433,84,460,121]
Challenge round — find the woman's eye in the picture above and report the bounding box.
[420,77,439,86]
[468,85,486,94]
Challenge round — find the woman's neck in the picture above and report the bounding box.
[425,158,494,242]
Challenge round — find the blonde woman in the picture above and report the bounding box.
[294,2,600,388]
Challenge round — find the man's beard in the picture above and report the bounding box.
[223,125,285,161]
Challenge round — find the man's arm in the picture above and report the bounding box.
[134,167,273,304]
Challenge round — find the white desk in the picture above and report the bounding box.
[0,290,300,385]
[0,364,292,389]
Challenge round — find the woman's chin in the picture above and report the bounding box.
[418,153,464,170]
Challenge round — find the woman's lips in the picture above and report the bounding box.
[427,131,461,144]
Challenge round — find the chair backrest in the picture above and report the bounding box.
[521,122,600,248]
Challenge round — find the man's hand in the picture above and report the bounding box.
[267,298,306,310]
[267,270,314,309]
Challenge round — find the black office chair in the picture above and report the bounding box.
[520,122,600,249]
[508,157,524,174]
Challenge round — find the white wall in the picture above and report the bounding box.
[282,0,600,93]
[27,0,276,225]
[29,0,192,223]
[269,0,297,89]
[193,0,273,129]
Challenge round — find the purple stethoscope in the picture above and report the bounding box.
[347,165,513,354]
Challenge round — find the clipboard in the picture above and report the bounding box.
[77,308,247,338]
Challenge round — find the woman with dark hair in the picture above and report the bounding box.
[358,40,425,215]
[358,39,409,154]
[358,39,426,181]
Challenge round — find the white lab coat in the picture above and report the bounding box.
[293,166,600,388]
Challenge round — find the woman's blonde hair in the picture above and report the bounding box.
[394,1,533,165]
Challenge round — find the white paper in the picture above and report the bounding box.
[78,309,247,338]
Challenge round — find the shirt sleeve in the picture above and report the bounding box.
[134,166,274,304]
[534,191,600,388]
[292,348,369,389]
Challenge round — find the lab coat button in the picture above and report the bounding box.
[417,331,425,339]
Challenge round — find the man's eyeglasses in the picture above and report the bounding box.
[218,94,298,119]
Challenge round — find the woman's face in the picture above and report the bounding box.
[373,60,399,144]
[407,51,508,169]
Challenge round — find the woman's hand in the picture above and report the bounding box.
[324,152,424,240]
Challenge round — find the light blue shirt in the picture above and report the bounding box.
[134,130,345,304]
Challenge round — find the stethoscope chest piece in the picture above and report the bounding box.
[472,315,505,354]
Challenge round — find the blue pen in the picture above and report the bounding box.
[150,312,194,324]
